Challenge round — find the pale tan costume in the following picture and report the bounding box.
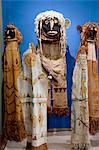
[71,22,99,150]
[18,43,48,150]
[79,23,99,135]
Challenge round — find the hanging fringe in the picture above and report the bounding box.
[4,119,26,142]
[89,117,99,135]
[47,106,68,117]
[71,143,90,150]
[0,135,7,150]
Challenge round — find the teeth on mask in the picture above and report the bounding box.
[7,30,9,34]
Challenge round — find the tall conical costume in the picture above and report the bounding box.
[3,24,26,141]
[71,22,99,150]
[35,10,70,116]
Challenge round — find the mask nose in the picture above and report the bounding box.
[50,19,54,30]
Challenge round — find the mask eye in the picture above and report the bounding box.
[7,30,9,35]
[45,19,49,25]
[9,29,15,39]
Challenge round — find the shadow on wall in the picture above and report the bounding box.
[47,45,75,129]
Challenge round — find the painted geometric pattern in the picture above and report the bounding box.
[71,52,90,150]
[18,44,48,147]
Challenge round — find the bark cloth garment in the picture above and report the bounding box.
[71,22,99,150]
[3,24,26,142]
[18,43,48,150]
[34,10,71,116]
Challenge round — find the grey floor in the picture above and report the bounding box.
[4,131,99,150]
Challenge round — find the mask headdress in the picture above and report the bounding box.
[35,10,71,55]
[77,22,99,47]
[4,24,22,44]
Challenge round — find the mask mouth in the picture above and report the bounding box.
[47,30,58,36]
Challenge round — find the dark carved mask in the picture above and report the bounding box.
[86,25,97,40]
[42,18,61,39]
[77,23,99,46]
[41,17,61,40]
[4,24,22,44]
[5,27,15,40]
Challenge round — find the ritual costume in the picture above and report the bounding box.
[3,24,26,141]
[18,42,48,150]
[71,22,99,150]
[18,10,70,150]
[35,10,70,116]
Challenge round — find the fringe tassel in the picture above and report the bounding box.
[0,135,7,150]
[48,107,68,117]
[89,117,99,135]
[4,120,26,142]
[71,143,90,150]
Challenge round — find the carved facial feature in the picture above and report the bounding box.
[86,25,97,40]
[35,10,71,52]
[77,23,99,46]
[42,17,61,39]
[4,24,22,44]
[5,27,15,39]
[77,23,98,42]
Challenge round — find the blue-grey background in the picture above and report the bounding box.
[2,0,99,128]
